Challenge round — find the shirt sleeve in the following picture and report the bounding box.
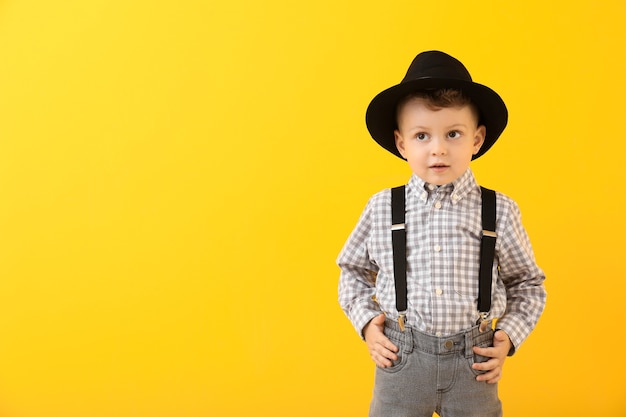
[496,197,547,355]
[337,196,383,339]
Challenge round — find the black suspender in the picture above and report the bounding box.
[478,187,497,315]
[390,185,497,331]
[391,186,408,330]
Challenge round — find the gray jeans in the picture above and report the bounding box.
[369,319,502,417]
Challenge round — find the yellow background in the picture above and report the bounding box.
[0,1,624,416]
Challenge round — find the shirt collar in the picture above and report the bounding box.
[407,168,477,205]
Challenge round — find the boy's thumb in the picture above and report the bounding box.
[494,329,510,343]
[372,314,386,325]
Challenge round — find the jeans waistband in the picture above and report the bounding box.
[383,318,494,358]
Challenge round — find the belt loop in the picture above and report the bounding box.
[404,326,414,354]
[464,329,474,358]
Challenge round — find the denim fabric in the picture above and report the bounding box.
[369,319,502,417]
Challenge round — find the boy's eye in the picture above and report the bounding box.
[416,132,429,141]
[447,130,461,139]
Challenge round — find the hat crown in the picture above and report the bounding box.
[402,50,472,83]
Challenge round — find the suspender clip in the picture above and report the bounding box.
[476,312,492,333]
[397,312,407,332]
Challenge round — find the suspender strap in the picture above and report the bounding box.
[391,186,407,313]
[478,187,497,314]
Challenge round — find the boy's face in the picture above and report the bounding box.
[394,97,486,186]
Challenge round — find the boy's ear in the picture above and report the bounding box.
[473,125,487,155]
[394,130,407,158]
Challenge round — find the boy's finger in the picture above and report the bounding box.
[376,343,398,360]
[374,350,395,367]
[472,345,495,357]
[476,368,502,384]
[472,357,498,372]
[383,340,399,353]
[376,356,392,368]
[374,334,399,353]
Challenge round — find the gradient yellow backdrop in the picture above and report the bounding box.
[0,1,624,416]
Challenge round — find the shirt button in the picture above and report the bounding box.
[435,332,442,337]
[435,288,443,296]
[428,184,436,191]
[434,245,442,252]
[434,201,442,209]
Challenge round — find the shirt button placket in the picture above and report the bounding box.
[430,189,445,338]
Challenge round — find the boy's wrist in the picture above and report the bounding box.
[358,311,384,340]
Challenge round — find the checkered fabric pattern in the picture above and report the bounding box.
[337,169,546,352]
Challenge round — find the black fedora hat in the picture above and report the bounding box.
[365,50,508,160]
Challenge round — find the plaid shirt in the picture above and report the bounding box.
[337,169,546,352]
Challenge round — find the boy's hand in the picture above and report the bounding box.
[363,314,399,368]
[472,329,512,384]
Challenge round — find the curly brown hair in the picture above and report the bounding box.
[396,89,480,126]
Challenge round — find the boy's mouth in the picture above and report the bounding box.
[429,163,450,173]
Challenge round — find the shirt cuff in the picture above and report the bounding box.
[348,299,383,340]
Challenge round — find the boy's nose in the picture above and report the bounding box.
[431,138,447,155]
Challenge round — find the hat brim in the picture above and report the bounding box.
[366,77,508,160]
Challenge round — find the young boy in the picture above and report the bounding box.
[337,51,546,417]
